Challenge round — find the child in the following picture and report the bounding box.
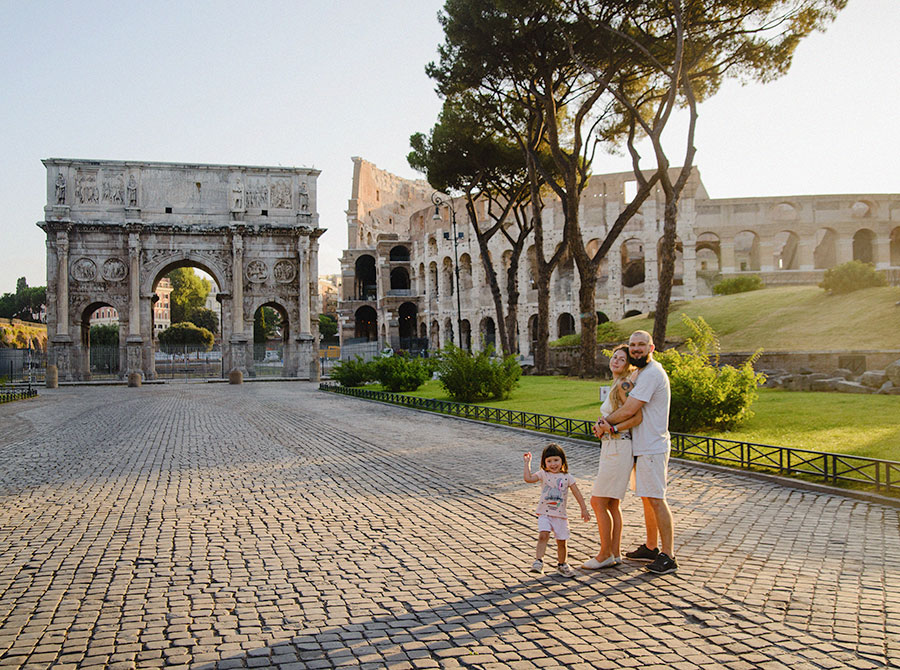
[523,443,591,577]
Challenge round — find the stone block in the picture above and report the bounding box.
[807,373,830,382]
[45,364,58,389]
[877,381,895,395]
[783,375,811,391]
[834,380,872,394]
[830,368,855,380]
[810,378,841,392]
[127,372,142,387]
[228,369,243,385]
[886,360,900,386]
[859,370,887,388]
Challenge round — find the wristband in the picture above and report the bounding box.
[612,424,618,434]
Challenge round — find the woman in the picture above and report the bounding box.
[582,345,642,569]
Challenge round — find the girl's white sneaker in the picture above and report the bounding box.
[581,556,617,569]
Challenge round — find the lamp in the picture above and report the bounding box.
[431,193,464,349]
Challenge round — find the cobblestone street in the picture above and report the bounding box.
[0,383,897,669]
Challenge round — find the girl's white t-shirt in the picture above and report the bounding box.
[534,471,576,518]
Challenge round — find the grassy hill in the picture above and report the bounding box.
[567,285,900,352]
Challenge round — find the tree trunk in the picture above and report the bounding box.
[652,196,679,349]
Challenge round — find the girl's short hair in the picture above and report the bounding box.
[540,442,568,473]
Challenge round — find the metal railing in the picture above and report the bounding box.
[0,387,38,403]
[320,383,900,496]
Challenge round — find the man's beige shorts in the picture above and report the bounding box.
[633,452,669,499]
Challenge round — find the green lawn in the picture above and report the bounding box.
[558,285,900,352]
[382,376,900,461]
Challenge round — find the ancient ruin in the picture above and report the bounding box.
[40,158,323,381]
[338,157,900,355]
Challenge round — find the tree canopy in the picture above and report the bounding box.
[0,277,46,322]
[166,268,211,325]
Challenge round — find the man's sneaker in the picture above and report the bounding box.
[625,543,660,562]
[645,552,678,575]
[556,563,576,577]
[530,559,544,574]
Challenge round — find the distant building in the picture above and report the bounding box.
[90,277,173,333]
[318,274,341,317]
[337,157,900,354]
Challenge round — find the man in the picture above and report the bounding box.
[596,330,677,574]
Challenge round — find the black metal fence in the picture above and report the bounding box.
[320,383,900,496]
[0,387,38,403]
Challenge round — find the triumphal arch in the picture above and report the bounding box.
[39,158,323,382]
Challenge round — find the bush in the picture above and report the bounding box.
[436,344,522,402]
[550,321,627,348]
[158,322,214,351]
[656,315,765,433]
[370,352,430,392]
[713,275,764,295]
[330,356,374,387]
[819,260,887,295]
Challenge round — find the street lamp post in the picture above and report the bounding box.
[432,193,463,348]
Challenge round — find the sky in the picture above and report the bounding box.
[1,0,898,294]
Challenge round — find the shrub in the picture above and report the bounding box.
[436,344,521,402]
[655,315,765,433]
[158,322,214,351]
[713,275,764,295]
[370,352,430,392]
[330,356,374,387]
[819,260,887,295]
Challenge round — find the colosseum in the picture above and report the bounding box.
[338,156,900,357]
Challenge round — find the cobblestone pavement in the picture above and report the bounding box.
[0,383,898,670]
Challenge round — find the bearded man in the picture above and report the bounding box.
[597,330,677,574]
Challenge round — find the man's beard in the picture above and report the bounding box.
[627,352,649,368]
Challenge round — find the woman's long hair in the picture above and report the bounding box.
[609,345,635,412]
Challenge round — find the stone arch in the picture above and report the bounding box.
[355,255,377,300]
[442,257,455,296]
[597,311,609,324]
[390,267,411,290]
[78,299,126,380]
[853,228,876,264]
[695,232,721,272]
[621,238,645,288]
[480,316,496,350]
[250,300,291,376]
[430,319,440,349]
[554,245,575,299]
[501,249,514,291]
[427,236,438,257]
[419,322,428,339]
[354,305,378,341]
[417,263,426,294]
[891,227,900,266]
[623,309,642,318]
[366,232,373,246]
[528,314,538,355]
[398,302,417,343]
[772,230,800,270]
[143,253,226,297]
[429,261,439,296]
[460,318,472,351]
[459,253,473,292]
[813,227,838,269]
[557,312,575,338]
[734,230,760,271]
[390,245,410,261]
[443,317,455,347]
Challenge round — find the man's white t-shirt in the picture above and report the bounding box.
[629,359,671,456]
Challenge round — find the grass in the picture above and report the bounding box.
[372,376,900,462]
[552,285,900,352]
